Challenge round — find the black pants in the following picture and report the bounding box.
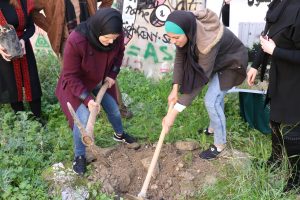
[10,98,41,118]
[271,121,300,191]
[283,123,300,191]
[268,121,284,165]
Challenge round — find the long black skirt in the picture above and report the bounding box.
[0,40,42,103]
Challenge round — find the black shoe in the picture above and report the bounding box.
[120,105,133,119]
[197,127,214,135]
[113,132,136,144]
[28,114,47,127]
[73,155,86,175]
[199,145,223,160]
[283,176,300,193]
[36,117,47,127]
[266,154,282,169]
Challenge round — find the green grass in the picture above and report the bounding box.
[0,54,298,199]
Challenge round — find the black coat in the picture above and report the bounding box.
[254,0,300,124]
[221,3,230,27]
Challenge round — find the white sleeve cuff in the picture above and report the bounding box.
[174,103,186,112]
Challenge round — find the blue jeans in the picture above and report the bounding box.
[204,73,228,145]
[73,92,123,157]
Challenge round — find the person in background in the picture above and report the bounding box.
[55,8,136,175]
[0,0,42,120]
[221,0,231,27]
[247,0,300,192]
[32,0,133,119]
[162,9,248,160]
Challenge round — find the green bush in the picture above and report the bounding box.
[36,51,60,104]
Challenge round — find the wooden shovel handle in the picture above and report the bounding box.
[138,102,175,198]
[95,81,110,104]
[67,102,88,137]
[84,81,110,146]
[67,82,110,146]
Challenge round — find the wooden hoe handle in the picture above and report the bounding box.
[138,102,175,198]
[67,81,110,146]
[83,82,109,146]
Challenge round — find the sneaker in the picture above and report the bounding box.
[197,127,214,135]
[73,155,86,175]
[113,132,136,144]
[199,145,223,160]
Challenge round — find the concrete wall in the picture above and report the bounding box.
[114,0,204,79]
[30,0,271,79]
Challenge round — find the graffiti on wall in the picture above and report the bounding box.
[30,0,205,80]
[248,0,272,7]
[168,0,203,11]
[114,0,204,79]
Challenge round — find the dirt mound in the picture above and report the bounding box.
[87,142,220,200]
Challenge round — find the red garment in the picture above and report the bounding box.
[0,0,35,102]
[55,31,125,128]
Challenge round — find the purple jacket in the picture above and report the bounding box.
[55,31,125,128]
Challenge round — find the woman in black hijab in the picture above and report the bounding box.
[75,7,123,51]
[247,0,300,192]
[55,8,136,175]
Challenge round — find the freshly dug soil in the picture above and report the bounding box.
[88,142,221,200]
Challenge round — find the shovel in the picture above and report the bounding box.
[67,81,109,146]
[125,102,175,200]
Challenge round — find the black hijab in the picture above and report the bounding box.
[263,0,289,35]
[75,8,123,51]
[166,11,209,94]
